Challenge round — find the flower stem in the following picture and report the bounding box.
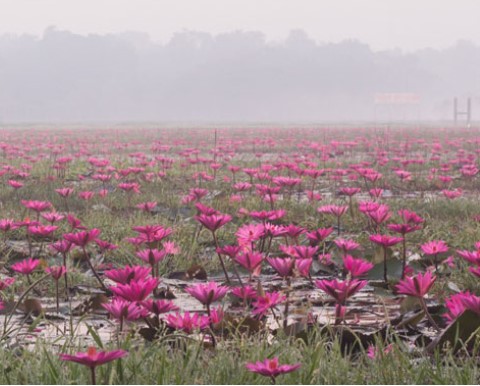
[3,273,49,336]
[420,297,440,331]
[82,247,108,292]
[383,247,388,284]
[283,278,291,330]
[212,232,231,284]
[62,254,69,302]
[90,367,96,385]
[55,280,59,313]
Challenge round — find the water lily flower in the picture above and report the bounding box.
[60,347,128,385]
[252,291,286,317]
[305,227,334,246]
[421,240,448,271]
[165,311,210,334]
[235,251,264,277]
[315,278,367,305]
[141,299,178,316]
[63,229,101,248]
[369,234,403,282]
[11,258,40,276]
[334,238,360,255]
[245,357,300,383]
[185,282,229,313]
[231,285,258,301]
[267,257,295,278]
[21,200,52,214]
[396,271,436,298]
[104,265,151,284]
[343,255,374,277]
[396,272,439,330]
[55,187,74,198]
[195,213,232,233]
[110,277,158,302]
[103,298,148,331]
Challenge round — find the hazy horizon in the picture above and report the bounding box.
[1,1,480,124]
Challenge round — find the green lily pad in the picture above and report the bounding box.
[366,259,403,281]
[426,310,480,353]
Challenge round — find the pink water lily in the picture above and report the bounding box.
[315,278,367,305]
[21,200,52,214]
[235,251,264,278]
[252,291,286,317]
[104,265,151,284]
[267,257,295,278]
[141,299,178,316]
[110,277,158,302]
[63,229,101,248]
[185,282,229,314]
[421,240,448,271]
[195,213,233,283]
[60,347,128,385]
[396,272,439,330]
[11,258,40,276]
[195,213,232,232]
[103,298,148,329]
[165,312,210,334]
[369,234,403,283]
[396,271,436,298]
[246,357,300,382]
[306,227,334,246]
[334,238,360,255]
[231,285,258,302]
[45,266,66,280]
[343,255,374,277]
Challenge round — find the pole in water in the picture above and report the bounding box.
[214,128,217,163]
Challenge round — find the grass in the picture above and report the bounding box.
[0,330,479,384]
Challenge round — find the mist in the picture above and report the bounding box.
[1,27,479,123]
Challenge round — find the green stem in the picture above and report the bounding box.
[55,280,59,313]
[283,278,291,330]
[212,232,231,284]
[3,273,49,336]
[90,367,96,385]
[62,254,69,301]
[420,297,440,331]
[82,247,108,292]
[383,247,388,284]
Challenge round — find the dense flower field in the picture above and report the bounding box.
[0,125,479,384]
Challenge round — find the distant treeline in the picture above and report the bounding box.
[0,28,479,122]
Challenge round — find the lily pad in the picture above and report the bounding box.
[426,310,480,353]
[366,259,403,281]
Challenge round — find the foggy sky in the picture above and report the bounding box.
[1,0,480,52]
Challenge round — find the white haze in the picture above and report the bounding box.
[0,0,479,123]
[2,0,480,52]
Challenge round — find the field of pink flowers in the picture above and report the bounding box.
[0,125,479,384]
